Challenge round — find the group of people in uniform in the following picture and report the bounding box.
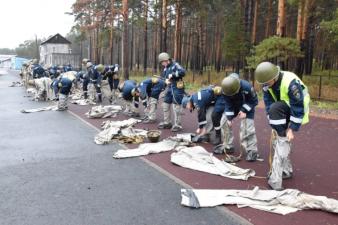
[20,52,310,191]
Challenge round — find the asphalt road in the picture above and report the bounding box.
[0,69,249,225]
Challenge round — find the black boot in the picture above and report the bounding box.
[97,94,102,103]
[84,92,88,99]
[213,130,222,145]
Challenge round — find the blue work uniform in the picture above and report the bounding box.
[32,65,46,78]
[138,78,166,106]
[52,75,73,96]
[83,65,102,96]
[161,61,186,104]
[223,80,258,121]
[103,64,119,90]
[122,80,139,108]
[190,87,217,128]
[263,73,307,135]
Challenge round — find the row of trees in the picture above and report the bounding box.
[64,1,338,79]
[0,38,41,60]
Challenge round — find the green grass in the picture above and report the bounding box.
[311,100,338,111]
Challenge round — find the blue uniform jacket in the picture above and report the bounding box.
[191,87,217,128]
[103,65,119,77]
[263,73,305,131]
[224,80,258,121]
[160,61,185,87]
[52,74,73,95]
[49,66,59,79]
[122,80,139,108]
[63,65,73,72]
[32,65,46,78]
[87,66,102,84]
[139,78,166,101]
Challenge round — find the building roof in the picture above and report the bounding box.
[40,33,71,45]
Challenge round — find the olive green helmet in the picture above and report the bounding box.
[82,58,89,64]
[221,73,240,96]
[96,64,105,73]
[86,62,93,68]
[158,52,170,63]
[254,62,280,84]
[131,87,139,97]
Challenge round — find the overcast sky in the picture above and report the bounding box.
[0,0,75,49]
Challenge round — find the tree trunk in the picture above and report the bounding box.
[89,33,92,61]
[161,0,167,52]
[143,0,148,75]
[197,15,206,74]
[130,16,134,71]
[96,27,100,63]
[122,0,129,80]
[174,0,182,62]
[201,18,207,73]
[296,0,305,41]
[117,21,121,66]
[276,0,286,37]
[304,7,315,75]
[186,24,192,70]
[110,0,115,64]
[296,0,305,76]
[265,0,272,38]
[153,0,159,73]
[110,29,114,64]
[302,0,310,40]
[243,0,253,80]
[215,13,222,72]
[251,0,259,44]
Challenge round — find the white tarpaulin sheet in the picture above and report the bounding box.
[94,118,141,144]
[181,186,338,215]
[171,146,255,180]
[120,127,148,138]
[86,105,122,118]
[21,105,58,113]
[70,90,83,100]
[113,135,192,159]
[70,99,96,105]
[9,81,23,87]
[32,77,53,100]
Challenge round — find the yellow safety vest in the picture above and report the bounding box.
[268,71,310,124]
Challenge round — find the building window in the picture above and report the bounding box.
[53,47,56,53]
